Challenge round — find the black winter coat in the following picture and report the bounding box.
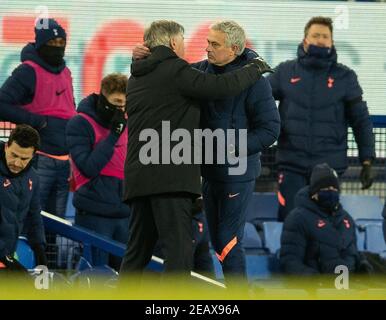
[0,142,45,258]
[280,186,365,275]
[193,49,280,183]
[268,44,375,174]
[66,94,131,218]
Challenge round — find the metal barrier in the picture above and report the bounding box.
[41,211,225,287]
[256,115,386,200]
[41,211,152,270]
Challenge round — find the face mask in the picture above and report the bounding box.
[38,44,65,67]
[307,44,331,59]
[316,190,340,212]
[96,94,120,124]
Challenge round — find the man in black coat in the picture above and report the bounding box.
[280,163,372,275]
[120,20,272,280]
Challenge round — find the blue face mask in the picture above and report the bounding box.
[316,190,340,212]
[307,44,331,59]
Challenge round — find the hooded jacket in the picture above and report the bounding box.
[267,44,375,174]
[66,94,131,218]
[0,142,45,258]
[124,45,266,200]
[280,186,364,275]
[0,43,76,156]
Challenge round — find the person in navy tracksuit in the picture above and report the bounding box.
[280,163,373,275]
[0,125,47,271]
[267,16,375,221]
[66,73,130,271]
[0,18,76,218]
[192,21,280,283]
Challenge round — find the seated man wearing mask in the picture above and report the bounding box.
[280,163,373,275]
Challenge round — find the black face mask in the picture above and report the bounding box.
[315,190,340,212]
[307,44,331,59]
[96,94,121,125]
[38,45,65,67]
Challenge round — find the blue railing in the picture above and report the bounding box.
[41,211,163,272]
[371,115,386,128]
[41,211,225,287]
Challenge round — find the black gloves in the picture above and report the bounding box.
[249,56,274,76]
[360,161,374,189]
[32,244,48,267]
[110,109,127,136]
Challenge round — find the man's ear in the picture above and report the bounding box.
[170,36,177,51]
[231,45,239,56]
[302,38,309,52]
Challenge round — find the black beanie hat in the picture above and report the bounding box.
[34,18,66,49]
[309,163,340,195]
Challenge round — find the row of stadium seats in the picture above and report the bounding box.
[243,219,386,256]
[245,192,385,223]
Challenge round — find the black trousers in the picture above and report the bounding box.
[120,193,194,278]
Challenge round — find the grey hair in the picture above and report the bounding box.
[210,20,246,55]
[143,20,184,49]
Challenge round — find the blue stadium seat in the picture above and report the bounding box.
[340,195,384,222]
[246,255,271,280]
[15,237,36,269]
[243,222,263,250]
[246,192,279,224]
[211,253,274,281]
[364,223,386,254]
[356,228,365,251]
[262,222,283,254]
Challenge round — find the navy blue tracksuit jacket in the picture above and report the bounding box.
[280,186,365,274]
[193,49,280,182]
[268,44,375,175]
[0,142,45,258]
